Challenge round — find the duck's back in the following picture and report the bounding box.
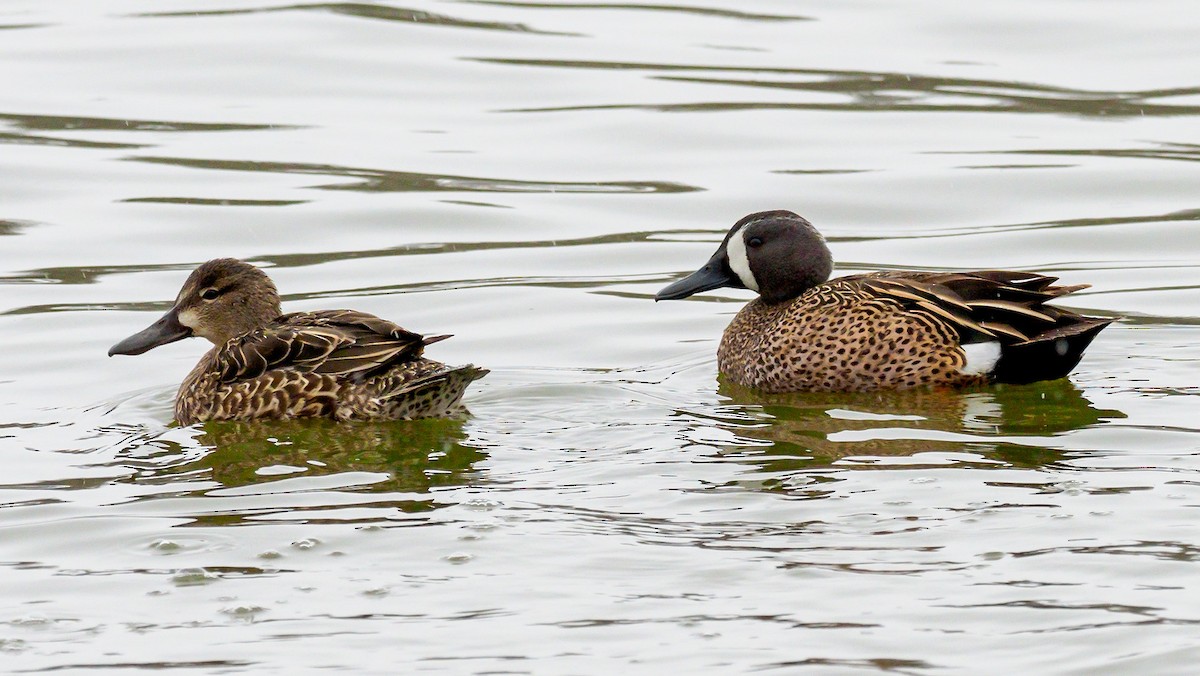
[176,310,486,424]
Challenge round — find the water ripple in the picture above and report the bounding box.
[463,1,810,22]
[0,132,144,150]
[0,220,32,237]
[0,112,295,133]
[474,58,1200,118]
[134,2,576,35]
[126,156,702,194]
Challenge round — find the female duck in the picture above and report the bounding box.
[109,258,486,424]
[656,210,1114,392]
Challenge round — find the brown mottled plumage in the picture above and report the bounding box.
[109,259,486,424]
[656,210,1115,392]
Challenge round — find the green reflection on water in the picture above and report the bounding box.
[177,417,486,497]
[712,378,1124,472]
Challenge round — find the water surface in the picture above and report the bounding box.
[2,1,1199,672]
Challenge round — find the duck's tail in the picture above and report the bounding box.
[990,317,1115,385]
[377,362,489,419]
[886,272,1117,386]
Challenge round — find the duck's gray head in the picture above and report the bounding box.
[655,210,833,305]
[108,258,282,356]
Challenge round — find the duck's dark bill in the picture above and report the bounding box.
[108,308,192,356]
[655,261,737,301]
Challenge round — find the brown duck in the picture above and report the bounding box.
[656,210,1115,392]
[109,258,487,424]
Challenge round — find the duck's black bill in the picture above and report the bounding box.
[655,260,737,301]
[108,308,192,356]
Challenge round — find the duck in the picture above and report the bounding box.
[655,210,1115,392]
[108,258,487,424]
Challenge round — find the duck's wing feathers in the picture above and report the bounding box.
[860,271,1109,345]
[214,310,436,383]
[857,277,995,339]
[858,271,1115,384]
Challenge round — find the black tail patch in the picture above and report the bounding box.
[991,318,1115,385]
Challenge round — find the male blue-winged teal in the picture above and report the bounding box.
[109,258,487,424]
[656,210,1115,392]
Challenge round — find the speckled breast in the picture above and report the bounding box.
[716,283,983,393]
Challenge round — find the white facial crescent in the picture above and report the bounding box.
[726,225,760,292]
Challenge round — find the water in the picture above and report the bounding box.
[2,0,1199,672]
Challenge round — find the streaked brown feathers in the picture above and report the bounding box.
[180,309,485,424]
[107,258,486,424]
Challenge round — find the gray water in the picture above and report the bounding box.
[2,1,1199,673]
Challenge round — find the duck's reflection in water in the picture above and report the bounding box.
[172,417,486,499]
[706,378,1124,476]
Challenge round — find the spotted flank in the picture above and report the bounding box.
[109,259,487,424]
[656,210,1116,392]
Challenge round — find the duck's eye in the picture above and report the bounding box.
[747,237,764,248]
[200,288,220,301]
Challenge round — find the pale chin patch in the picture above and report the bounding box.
[726,226,760,292]
[960,341,1002,376]
[177,307,200,330]
[176,307,212,342]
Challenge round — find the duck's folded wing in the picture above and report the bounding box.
[214,325,351,382]
[214,310,432,383]
[860,272,1104,345]
[300,309,425,344]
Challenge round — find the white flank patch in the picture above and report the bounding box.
[960,341,1002,376]
[726,226,759,291]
